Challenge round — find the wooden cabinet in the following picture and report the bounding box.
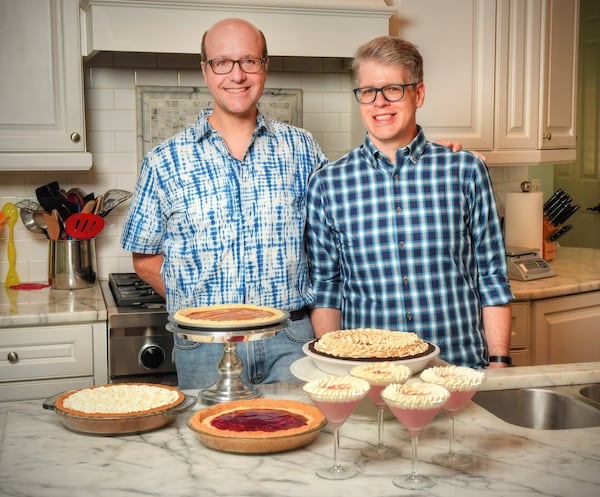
[510,302,532,366]
[0,322,107,401]
[533,291,600,365]
[0,0,92,171]
[390,0,579,166]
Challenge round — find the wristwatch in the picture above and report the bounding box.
[488,355,512,366]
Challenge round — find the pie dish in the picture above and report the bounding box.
[44,383,195,435]
[187,398,326,453]
[171,303,288,329]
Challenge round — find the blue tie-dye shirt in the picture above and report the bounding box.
[121,110,329,313]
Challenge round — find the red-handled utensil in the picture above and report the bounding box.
[64,213,105,239]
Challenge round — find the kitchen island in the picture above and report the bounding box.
[1,363,598,497]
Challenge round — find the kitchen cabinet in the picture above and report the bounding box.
[0,322,107,401]
[533,291,600,365]
[0,0,92,171]
[510,302,532,366]
[389,0,579,166]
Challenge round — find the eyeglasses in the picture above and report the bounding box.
[204,58,266,75]
[352,83,418,104]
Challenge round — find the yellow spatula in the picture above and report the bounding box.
[2,202,20,288]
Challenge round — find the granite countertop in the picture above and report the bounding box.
[509,246,600,301]
[0,283,106,327]
[0,363,598,497]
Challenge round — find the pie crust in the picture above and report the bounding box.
[188,398,326,453]
[55,383,185,418]
[173,303,287,328]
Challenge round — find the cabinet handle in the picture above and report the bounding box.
[70,131,81,143]
[542,132,552,141]
[7,351,19,364]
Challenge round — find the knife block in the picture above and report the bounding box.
[543,219,557,261]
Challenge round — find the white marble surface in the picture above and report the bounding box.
[510,246,600,301]
[0,283,106,327]
[0,363,599,497]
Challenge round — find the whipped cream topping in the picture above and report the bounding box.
[382,382,449,409]
[303,375,370,402]
[349,362,412,386]
[420,365,485,392]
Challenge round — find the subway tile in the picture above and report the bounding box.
[88,67,135,89]
[134,68,179,86]
[85,89,115,110]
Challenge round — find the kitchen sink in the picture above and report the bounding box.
[472,384,600,430]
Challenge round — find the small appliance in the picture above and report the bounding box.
[505,246,555,281]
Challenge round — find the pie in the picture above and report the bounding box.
[310,328,434,361]
[187,398,326,453]
[55,383,185,417]
[173,303,287,328]
[420,365,485,391]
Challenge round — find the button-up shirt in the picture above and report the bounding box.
[121,110,329,313]
[306,127,513,367]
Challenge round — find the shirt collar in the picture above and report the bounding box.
[361,125,427,170]
[194,109,271,141]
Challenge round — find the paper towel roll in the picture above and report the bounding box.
[504,191,543,254]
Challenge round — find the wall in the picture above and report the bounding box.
[0,55,529,285]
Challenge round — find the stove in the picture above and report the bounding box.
[102,273,176,386]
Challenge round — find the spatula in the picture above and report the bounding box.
[64,213,105,239]
[2,202,20,288]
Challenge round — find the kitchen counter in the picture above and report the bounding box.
[0,283,106,327]
[0,363,598,497]
[509,246,600,301]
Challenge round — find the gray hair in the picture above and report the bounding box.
[352,36,424,84]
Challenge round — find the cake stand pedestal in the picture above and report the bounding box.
[166,318,290,405]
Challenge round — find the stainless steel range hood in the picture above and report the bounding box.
[80,0,396,58]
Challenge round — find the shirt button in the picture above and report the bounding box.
[402,276,409,285]
[396,205,402,214]
[410,156,417,163]
[406,312,413,320]
[393,174,399,181]
[399,241,405,249]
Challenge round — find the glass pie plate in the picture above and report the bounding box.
[302,340,440,376]
[43,390,197,436]
[187,398,327,454]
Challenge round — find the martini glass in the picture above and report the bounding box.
[349,362,411,459]
[382,382,449,490]
[303,375,370,480]
[421,365,485,468]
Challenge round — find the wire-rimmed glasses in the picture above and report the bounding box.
[352,83,418,104]
[204,58,266,74]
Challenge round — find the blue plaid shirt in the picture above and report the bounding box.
[306,127,513,367]
[121,110,329,313]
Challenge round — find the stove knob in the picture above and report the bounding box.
[138,344,166,370]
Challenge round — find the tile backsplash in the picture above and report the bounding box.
[0,54,528,284]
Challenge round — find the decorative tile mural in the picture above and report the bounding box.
[136,86,302,161]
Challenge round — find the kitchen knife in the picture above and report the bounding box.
[548,224,573,242]
[553,204,580,226]
[546,197,572,224]
[543,191,569,216]
[543,189,565,212]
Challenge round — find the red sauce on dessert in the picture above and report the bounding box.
[187,308,274,321]
[211,409,307,432]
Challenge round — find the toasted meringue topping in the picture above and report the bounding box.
[382,382,449,409]
[349,362,412,385]
[303,375,370,402]
[420,365,485,392]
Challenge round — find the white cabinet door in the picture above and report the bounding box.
[0,0,91,170]
[394,0,496,149]
[533,291,600,364]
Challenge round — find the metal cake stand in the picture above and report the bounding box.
[166,316,290,405]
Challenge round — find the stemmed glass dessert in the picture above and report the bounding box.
[382,382,449,490]
[303,375,370,480]
[420,365,485,468]
[349,362,411,459]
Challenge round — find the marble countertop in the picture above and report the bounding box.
[0,283,106,327]
[1,362,598,497]
[509,246,600,301]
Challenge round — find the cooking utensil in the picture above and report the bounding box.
[33,209,49,234]
[553,204,580,226]
[543,189,565,212]
[547,197,572,225]
[548,224,573,242]
[2,202,20,287]
[98,189,132,217]
[44,210,62,241]
[14,199,42,211]
[81,199,96,214]
[93,194,103,216]
[64,213,105,239]
[19,208,48,237]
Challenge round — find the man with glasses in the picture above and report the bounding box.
[121,18,329,389]
[306,36,514,369]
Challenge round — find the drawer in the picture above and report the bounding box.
[0,324,93,382]
[510,302,530,349]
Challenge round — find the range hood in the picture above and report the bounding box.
[80,0,396,58]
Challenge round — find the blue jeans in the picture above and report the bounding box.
[173,316,313,389]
